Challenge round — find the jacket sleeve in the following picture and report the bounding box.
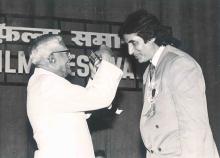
[45,60,123,112]
[168,56,210,158]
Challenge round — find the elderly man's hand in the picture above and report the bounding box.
[99,45,114,64]
[89,61,97,79]
[89,45,116,79]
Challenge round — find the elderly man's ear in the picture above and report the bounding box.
[48,54,56,63]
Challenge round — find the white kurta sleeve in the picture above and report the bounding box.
[46,60,123,112]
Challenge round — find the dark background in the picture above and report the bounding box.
[0,0,219,158]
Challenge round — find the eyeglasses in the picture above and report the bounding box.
[51,49,72,60]
[52,49,70,55]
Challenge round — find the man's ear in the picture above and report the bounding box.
[48,54,56,63]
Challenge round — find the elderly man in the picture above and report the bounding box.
[118,9,219,158]
[27,34,122,158]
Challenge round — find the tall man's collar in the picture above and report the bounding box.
[151,46,165,67]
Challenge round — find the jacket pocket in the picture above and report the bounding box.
[157,130,182,156]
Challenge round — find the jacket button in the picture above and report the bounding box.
[150,150,154,153]
[158,147,162,152]
[155,125,159,128]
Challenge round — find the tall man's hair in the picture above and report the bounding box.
[118,9,180,47]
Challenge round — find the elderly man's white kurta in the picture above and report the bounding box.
[27,61,122,158]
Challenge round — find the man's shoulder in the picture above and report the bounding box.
[28,71,67,89]
[28,73,52,89]
[163,45,197,66]
[160,46,203,76]
[164,45,187,59]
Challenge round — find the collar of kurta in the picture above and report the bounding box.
[34,68,63,79]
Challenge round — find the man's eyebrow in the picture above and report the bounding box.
[128,40,135,44]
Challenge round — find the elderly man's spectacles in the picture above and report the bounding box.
[51,49,71,59]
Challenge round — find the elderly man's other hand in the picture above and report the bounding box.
[89,61,97,79]
[99,45,114,64]
[89,44,117,79]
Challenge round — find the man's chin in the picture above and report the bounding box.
[137,59,145,63]
[137,57,149,63]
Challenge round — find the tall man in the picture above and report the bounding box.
[27,34,122,158]
[118,9,219,158]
